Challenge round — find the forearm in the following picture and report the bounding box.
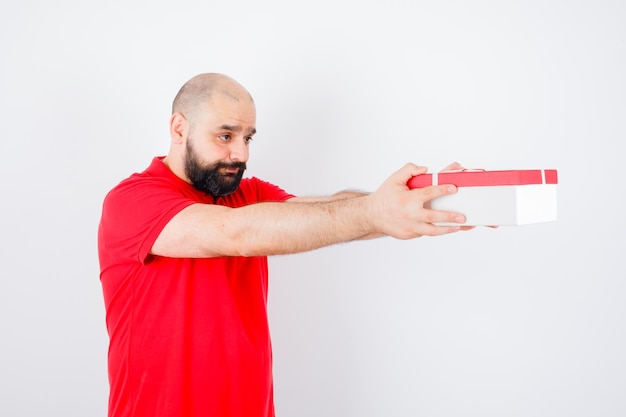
[221,197,376,256]
[285,190,382,241]
[287,190,369,203]
[330,190,370,200]
[329,191,384,240]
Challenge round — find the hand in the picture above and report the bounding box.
[439,162,498,230]
[367,163,467,239]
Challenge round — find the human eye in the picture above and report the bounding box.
[218,134,231,141]
[244,136,254,144]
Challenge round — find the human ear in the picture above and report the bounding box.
[169,112,188,144]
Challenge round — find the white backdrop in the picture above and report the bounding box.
[1,1,625,416]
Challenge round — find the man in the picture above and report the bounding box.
[98,73,470,417]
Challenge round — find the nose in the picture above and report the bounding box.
[229,138,249,163]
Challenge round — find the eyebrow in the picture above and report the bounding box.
[219,124,257,135]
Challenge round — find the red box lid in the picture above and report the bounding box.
[407,169,558,188]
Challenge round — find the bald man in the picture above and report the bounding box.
[98,73,469,417]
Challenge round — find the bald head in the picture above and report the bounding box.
[172,73,254,124]
[165,73,256,181]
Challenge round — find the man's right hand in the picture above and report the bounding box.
[366,163,467,239]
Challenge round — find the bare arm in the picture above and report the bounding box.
[151,163,467,258]
[288,190,369,203]
[287,191,383,240]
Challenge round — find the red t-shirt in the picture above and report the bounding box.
[98,157,294,417]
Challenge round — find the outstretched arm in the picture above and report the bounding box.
[151,163,467,258]
[286,191,383,240]
[287,190,370,204]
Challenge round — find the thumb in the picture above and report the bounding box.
[393,163,428,185]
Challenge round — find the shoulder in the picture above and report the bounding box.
[102,163,204,225]
[104,157,206,206]
[103,172,173,211]
[230,177,295,204]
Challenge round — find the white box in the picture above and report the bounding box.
[407,169,558,226]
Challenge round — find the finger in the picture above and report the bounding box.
[418,223,463,237]
[440,161,463,172]
[419,207,467,225]
[394,163,428,184]
[415,183,459,202]
[460,226,476,231]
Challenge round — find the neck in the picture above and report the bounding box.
[162,155,192,184]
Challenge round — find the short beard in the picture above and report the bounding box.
[184,140,246,197]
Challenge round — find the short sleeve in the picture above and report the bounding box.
[98,176,195,268]
[250,177,295,202]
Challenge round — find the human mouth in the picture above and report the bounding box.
[220,162,246,175]
[222,167,240,175]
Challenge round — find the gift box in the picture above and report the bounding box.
[407,169,558,226]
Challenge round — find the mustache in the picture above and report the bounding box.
[215,161,247,171]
